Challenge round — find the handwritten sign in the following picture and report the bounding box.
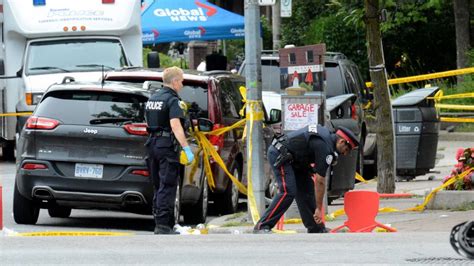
[283,101,319,130]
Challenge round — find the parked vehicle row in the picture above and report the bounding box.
[14,50,371,226]
[14,69,278,226]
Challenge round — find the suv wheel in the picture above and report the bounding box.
[13,181,40,225]
[173,181,182,225]
[48,206,72,218]
[182,176,209,224]
[219,162,241,214]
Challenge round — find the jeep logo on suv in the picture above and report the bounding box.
[83,128,98,134]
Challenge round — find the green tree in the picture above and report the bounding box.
[281,0,329,46]
[365,0,395,193]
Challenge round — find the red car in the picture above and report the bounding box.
[106,69,274,223]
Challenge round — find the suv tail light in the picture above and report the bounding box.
[351,103,358,120]
[124,123,148,136]
[208,124,224,151]
[22,163,48,170]
[131,170,149,177]
[26,116,59,130]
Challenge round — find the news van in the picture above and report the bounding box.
[0,0,143,159]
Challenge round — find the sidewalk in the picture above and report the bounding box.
[207,183,474,234]
[207,130,474,234]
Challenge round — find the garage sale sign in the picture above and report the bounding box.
[283,100,319,131]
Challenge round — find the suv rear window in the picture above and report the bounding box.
[325,63,345,97]
[36,91,147,125]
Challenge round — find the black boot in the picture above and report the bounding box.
[154,224,178,235]
[307,223,329,233]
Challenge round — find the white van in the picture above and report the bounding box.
[0,0,143,159]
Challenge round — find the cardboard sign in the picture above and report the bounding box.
[283,101,319,130]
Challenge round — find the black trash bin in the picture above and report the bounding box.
[392,87,440,180]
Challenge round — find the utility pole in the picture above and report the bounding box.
[244,0,265,220]
[272,0,281,50]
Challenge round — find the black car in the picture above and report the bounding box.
[324,52,374,178]
[239,51,373,178]
[14,81,170,225]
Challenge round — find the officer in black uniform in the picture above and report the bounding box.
[145,66,194,235]
[254,124,359,233]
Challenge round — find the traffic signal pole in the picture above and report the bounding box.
[244,0,265,219]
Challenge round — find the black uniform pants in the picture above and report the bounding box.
[255,145,326,233]
[147,143,179,228]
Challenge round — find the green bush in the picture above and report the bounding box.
[142,48,186,68]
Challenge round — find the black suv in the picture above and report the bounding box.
[324,52,374,178]
[14,81,156,225]
[14,79,221,225]
[241,51,374,198]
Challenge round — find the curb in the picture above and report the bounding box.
[438,131,474,142]
[0,185,3,231]
[427,190,474,210]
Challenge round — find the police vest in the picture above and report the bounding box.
[285,124,335,162]
[145,87,179,133]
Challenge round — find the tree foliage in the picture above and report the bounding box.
[281,0,460,81]
[281,0,329,46]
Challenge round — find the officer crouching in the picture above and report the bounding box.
[254,125,359,233]
[144,66,194,235]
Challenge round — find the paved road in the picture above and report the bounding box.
[1,232,469,264]
[1,135,473,264]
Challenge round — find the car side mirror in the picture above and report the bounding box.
[268,109,281,124]
[147,52,160,68]
[197,118,214,132]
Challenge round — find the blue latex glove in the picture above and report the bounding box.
[183,146,194,163]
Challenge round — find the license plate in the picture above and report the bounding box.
[74,163,104,178]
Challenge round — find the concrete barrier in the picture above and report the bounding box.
[426,190,474,210]
[0,185,3,230]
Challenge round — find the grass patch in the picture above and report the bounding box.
[221,221,253,227]
[455,123,474,132]
[224,212,246,221]
[452,202,474,211]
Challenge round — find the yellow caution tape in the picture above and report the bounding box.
[430,92,474,100]
[355,172,368,183]
[184,85,262,224]
[0,112,33,117]
[407,167,473,211]
[440,117,474,123]
[192,123,247,193]
[366,67,474,88]
[436,103,474,111]
[272,229,297,234]
[379,207,400,213]
[14,231,132,237]
[363,101,372,110]
[238,86,247,118]
[323,168,474,221]
[246,101,261,224]
[245,100,264,121]
[283,218,303,224]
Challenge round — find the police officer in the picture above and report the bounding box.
[254,125,359,233]
[145,66,194,235]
